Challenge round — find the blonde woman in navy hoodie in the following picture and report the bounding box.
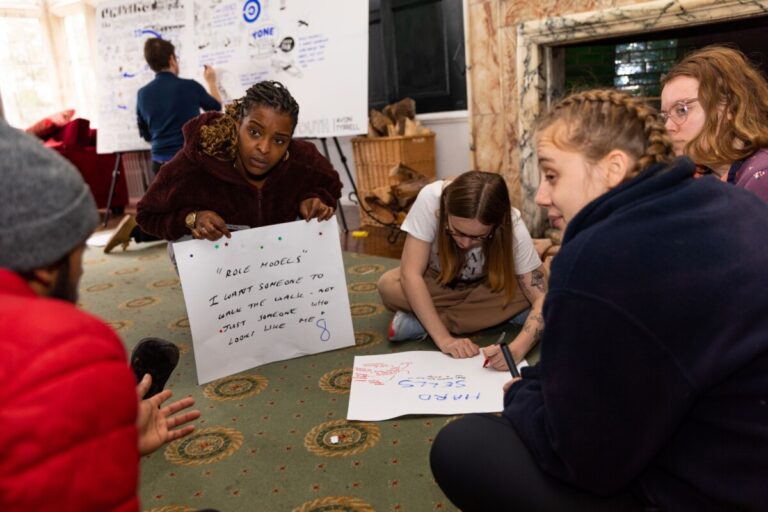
[430,89,768,511]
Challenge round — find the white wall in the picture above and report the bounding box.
[309,111,470,206]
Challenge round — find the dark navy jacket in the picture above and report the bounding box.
[504,158,768,511]
[136,72,221,161]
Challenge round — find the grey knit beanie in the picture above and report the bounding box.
[0,120,99,272]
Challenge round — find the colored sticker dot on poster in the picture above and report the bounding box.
[278,236,283,241]
[214,244,220,249]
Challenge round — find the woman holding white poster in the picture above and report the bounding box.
[377,171,546,364]
[135,80,342,243]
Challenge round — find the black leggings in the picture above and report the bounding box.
[430,414,648,512]
[131,226,160,243]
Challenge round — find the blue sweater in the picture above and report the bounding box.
[136,72,221,161]
[504,158,768,510]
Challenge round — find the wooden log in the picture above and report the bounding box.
[392,97,416,121]
[389,163,429,183]
[392,180,428,209]
[365,184,394,206]
[364,201,397,225]
[369,109,392,135]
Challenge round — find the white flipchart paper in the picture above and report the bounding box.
[94,0,368,153]
[347,351,526,421]
[174,217,354,384]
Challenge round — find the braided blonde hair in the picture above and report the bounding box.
[537,89,674,180]
[199,80,300,160]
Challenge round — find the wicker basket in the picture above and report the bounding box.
[351,133,436,226]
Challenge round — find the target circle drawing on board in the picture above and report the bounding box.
[242,0,262,23]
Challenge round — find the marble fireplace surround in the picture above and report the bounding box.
[514,0,768,234]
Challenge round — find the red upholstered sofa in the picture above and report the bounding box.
[41,118,129,214]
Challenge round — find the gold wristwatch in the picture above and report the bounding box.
[185,210,198,230]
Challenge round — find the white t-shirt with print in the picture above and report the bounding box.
[400,180,541,282]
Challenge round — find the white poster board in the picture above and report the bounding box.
[94,0,368,153]
[174,217,354,384]
[347,351,527,421]
[94,0,191,154]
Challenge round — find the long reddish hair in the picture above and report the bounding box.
[662,45,768,168]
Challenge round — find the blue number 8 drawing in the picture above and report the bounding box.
[242,0,261,23]
[315,318,331,341]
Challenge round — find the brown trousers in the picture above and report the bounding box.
[377,267,530,334]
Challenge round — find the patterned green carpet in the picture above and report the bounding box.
[79,242,530,512]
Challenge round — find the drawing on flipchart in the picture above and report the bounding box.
[353,362,413,386]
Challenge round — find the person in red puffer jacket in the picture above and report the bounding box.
[0,120,200,511]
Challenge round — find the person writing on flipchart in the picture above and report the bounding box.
[105,37,222,253]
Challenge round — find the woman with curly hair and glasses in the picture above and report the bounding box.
[377,170,546,364]
[661,45,768,202]
[135,80,341,243]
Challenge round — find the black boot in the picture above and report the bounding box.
[131,337,180,399]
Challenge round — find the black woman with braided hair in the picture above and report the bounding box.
[135,80,341,245]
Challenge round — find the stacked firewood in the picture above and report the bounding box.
[358,97,435,225]
[363,164,432,226]
[367,97,432,137]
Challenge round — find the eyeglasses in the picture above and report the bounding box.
[444,226,495,242]
[659,98,699,126]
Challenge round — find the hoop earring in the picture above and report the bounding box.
[283,150,290,162]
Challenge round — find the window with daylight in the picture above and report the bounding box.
[0,16,61,128]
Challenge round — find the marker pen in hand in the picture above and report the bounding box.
[484,331,507,369]
[499,342,520,379]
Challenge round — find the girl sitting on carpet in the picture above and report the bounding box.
[430,89,768,511]
[135,80,341,243]
[660,45,768,202]
[377,170,546,363]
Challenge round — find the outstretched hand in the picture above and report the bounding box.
[136,374,201,456]
[299,197,335,221]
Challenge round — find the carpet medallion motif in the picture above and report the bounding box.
[353,331,383,348]
[350,303,385,317]
[86,282,114,292]
[293,495,375,512]
[318,368,352,394]
[203,374,269,401]
[149,278,181,289]
[165,427,244,466]
[347,282,378,293]
[113,266,141,275]
[304,420,381,457]
[121,296,160,309]
[168,316,190,329]
[347,264,386,276]
[105,320,132,331]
